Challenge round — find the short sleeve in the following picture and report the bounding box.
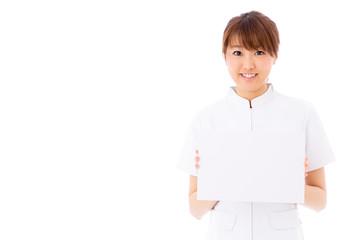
[176,112,201,177]
[305,103,336,172]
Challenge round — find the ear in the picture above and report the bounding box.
[272,57,277,65]
[223,53,227,66]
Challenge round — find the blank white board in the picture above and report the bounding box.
[197,130,305,203]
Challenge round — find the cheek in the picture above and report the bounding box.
[227,59,240,73]
[259,59,274,71]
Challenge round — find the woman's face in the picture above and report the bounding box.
[225,44,277,95]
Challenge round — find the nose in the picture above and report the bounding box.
[243,55,255,70]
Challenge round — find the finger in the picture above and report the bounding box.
[195,163,199,169]
[304,160,309,167]
[195,149,199,155]
[194,156,199,163]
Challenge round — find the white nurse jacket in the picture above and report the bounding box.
[177,83,336,240]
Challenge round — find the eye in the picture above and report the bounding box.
[255,51,265,55]
[233,51,242,56]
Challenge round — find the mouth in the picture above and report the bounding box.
[240,73,258,81]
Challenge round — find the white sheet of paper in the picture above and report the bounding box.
[197,130,305,203]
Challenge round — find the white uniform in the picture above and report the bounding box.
[177,83,336,240]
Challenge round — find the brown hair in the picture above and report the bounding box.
[222,11,280,59]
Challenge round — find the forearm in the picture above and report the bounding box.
[300,184,327,212]
[189,191,218,220]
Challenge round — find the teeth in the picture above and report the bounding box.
[241,73,256,78]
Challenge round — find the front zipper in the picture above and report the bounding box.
[249,101,254,239]
[249,101,253,131]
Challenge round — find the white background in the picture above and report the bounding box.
[0,0,359,239]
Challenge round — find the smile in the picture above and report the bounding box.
[241,73,257,78]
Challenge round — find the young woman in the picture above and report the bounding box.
[177,11,335,240]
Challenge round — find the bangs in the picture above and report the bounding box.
[227,31,264,51]
[226,21,272,52]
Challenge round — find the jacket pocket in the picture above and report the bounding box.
[209,210,237,231]
[269,208,302,230]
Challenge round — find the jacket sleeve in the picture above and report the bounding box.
[305,103,336,172]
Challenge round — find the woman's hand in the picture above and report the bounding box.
[194,149,200,174]
[193,149,219,211]
[305,156,310,177]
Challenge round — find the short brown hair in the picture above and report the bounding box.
[222,11,280,59]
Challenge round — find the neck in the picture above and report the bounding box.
[235,83,269,101]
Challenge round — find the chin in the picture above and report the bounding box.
[236,82,268,93]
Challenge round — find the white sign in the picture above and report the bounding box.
[197,130,305,203]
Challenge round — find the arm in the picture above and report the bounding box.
[189,175,218,220]
[300,167,327,212]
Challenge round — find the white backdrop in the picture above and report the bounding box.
[0,0,359,239]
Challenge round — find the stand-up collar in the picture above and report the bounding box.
[226,83,275,108]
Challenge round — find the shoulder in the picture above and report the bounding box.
[273,91,314,113]
[194,97,230,120]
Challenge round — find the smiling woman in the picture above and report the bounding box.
[177,10,336,240]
